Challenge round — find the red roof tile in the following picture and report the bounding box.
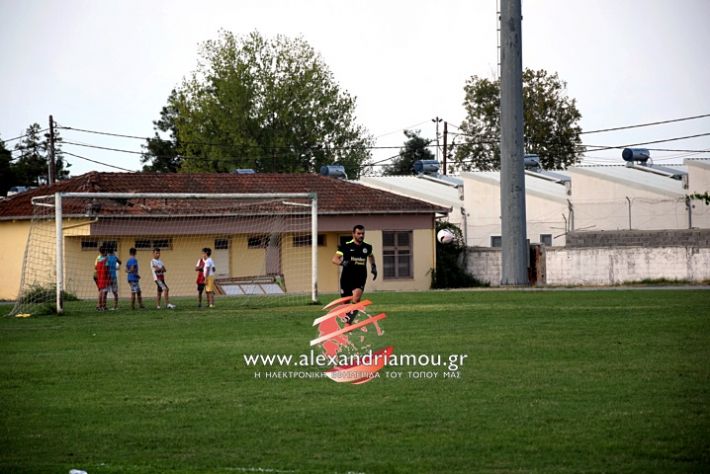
[0,172,449,219]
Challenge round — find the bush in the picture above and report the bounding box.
[18,285,79,304]
[431,222,487,289]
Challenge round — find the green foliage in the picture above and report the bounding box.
[382,129,435,176]
[621,278,700,286]
[141,89,183,172]
[431,222,486,288]
[11,285,79,316]
[0,139,13,196]
[690,191,710,205]
[142,30,374,177]
[17,284,79,305]
[11,124,47,186]
[0,124,70,195]
[453,69,583,171]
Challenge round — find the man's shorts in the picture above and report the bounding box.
[155,279,169,293]
[205,275,215,293]
[340,273,366,297]
[197,283,205,292]
[128,281,141,294]
[109,278,119,293]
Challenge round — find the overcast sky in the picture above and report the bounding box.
[1,0,709,176]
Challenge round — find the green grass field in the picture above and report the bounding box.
[1,289,709,473]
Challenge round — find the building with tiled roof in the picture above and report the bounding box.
[0,172,448,301]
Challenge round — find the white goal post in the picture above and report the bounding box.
[14,191,318,315]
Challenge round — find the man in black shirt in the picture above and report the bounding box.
[331,224,378,324]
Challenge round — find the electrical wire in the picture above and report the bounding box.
[60,126,148,140]
[1,128,49,144]
[582,132,710,152]
[57,122,710,154]
[59,123,447,152]
[373,121,430,139]
[580,113,710,135]
[62,151,137,172]
[48,121,710,175]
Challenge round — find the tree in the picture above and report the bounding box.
[0,138,14,196]
[143,31,373,177]
[453,69,583,171]
[382,129,435,176]
[13,124,47,186]
[141,89,183,172]
[10,123,70,187]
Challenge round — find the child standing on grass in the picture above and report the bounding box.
[195,254,206,307]
[107,248,121,310]
[126,247,145,310]
[202,247,216,308]
[95,246,109,311]
[151,247,175,310]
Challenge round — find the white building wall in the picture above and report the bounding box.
[567,167,689,231]
[545,246,710,285]
[686,159,710,194]
[464,177,500,247]
[358,176,465,228]
[526,194,569,246]
[465,248,502,285]
[462,173,568,247]
[687,160,710,229]
[465,245,710,287]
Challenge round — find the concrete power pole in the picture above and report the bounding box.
[499,0,528,285]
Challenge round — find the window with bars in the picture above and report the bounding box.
[247,235,269,249]
[292,234,326,247]
[382,231,412,279]
[134,238,172,250]
[81,239,117,252]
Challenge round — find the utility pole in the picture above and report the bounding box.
[432,116,442,162]
[499,0,528,285]
[48,115,56,185]
[442,121,448,175]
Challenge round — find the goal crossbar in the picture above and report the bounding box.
[46,192,318,313]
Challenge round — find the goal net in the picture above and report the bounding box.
[10,192,317,316]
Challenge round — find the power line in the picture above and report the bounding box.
[373,121,430,139]
[369,152,403,167]
[61,139,418,156]
[61,135,710,165]
[61,124,385,151]
[60,123,447,152]
[583,132,710,151]
[62,128,710,158]
[63,140,145,155]
[60,125,149,140]
[581,113,710,135]
[59,121,710,152]
[1,128,49,144]
[60,140,399,168]
[63,121,444,144]
[53,122,710,172]
[63,151,136,172]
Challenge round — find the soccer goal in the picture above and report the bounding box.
[10,192,318,315]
